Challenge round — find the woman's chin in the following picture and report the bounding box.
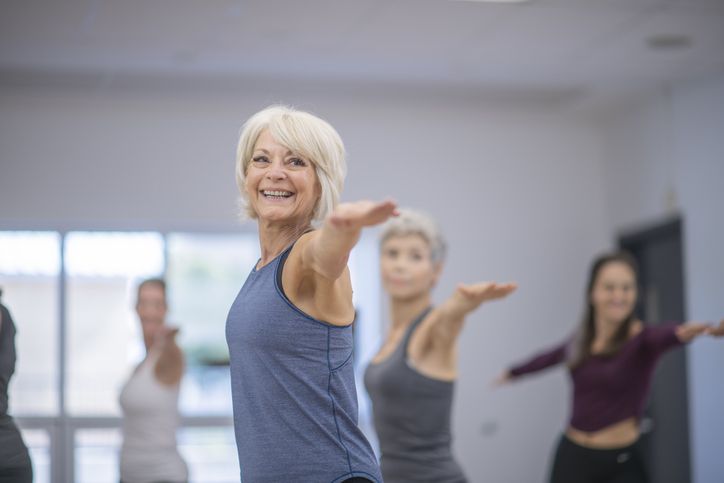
[257,208,297,223]
[603,312,632,325]
[388,289,428,301]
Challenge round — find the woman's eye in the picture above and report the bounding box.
[252,155,269,163]
[289,157,307,167]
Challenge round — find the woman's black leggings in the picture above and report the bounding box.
[549,434,649,483]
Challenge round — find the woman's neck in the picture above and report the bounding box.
[257,218,312,266]
[389,292,432,331]
[593,316,624,345]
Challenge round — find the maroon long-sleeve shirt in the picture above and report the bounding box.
[509,324,683,432]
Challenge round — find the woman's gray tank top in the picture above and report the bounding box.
[364,307,467,483]
[225,243,381,483]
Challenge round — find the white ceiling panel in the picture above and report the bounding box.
[1,0,722,107]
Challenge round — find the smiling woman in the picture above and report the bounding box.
[243,129,322,226]
[225,105,392,483]
[495,252,724,483]
[235,105,346,226]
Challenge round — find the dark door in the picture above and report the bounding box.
[620,217,691,483]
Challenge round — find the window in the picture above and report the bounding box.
[20,428,51,483]
[179,427,240,482]
[65,232,165,415]
[74,429,122,483]
[166,233,258,416]
[0,232,60,416]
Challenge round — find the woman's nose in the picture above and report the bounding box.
[392,258,407,270]
[266,159,288,181]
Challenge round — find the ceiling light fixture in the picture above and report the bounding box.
[646,34,693,51]
[451,0,532,3]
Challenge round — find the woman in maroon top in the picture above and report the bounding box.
[495,252,724,483]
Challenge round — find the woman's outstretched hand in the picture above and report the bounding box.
[308,199,398,282]
[328,199,398,231]
[451,282,518,315]
[706,319,724,337]
[676,323,711,343]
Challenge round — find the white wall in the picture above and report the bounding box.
[1,81,610,482]
[599,73,724,483]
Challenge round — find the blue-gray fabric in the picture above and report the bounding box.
[364,308,467,483]
[0,303,32,472]
[225,243,382,483]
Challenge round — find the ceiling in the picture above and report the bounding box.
[1,0,723,107]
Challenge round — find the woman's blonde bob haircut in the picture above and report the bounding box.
[235,105,347,224]
[380,209,447,264]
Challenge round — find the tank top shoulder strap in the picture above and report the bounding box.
[136,349,160,376]
[274,229,316,291]
[275,240,301,292]
[401,306,434,354]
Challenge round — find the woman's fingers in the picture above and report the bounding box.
[679,323,710,341]
[329,199,398,229]
[706,319,724,337]
[458,282,517,301]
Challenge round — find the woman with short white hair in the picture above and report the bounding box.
[226,105,390,483]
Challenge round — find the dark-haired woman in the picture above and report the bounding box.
[495,252,724,483]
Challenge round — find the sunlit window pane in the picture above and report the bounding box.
[75,426,239,483]
[179,426,239,482]
[65,232,164,277]
[0,231,60,415]
[66,232,164,415]
[18,427,51,483]
[166,233,258,416]
[75,428,121,483]
[0,232,60,276]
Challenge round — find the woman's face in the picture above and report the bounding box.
[136,283,167,348]
[245,129,320,225]
[380,234,440,301]
[590,261,637,325]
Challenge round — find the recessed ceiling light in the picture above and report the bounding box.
[646,34,692,51]
[451,0,532,3]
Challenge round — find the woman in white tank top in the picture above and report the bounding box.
[119,279,187,483]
